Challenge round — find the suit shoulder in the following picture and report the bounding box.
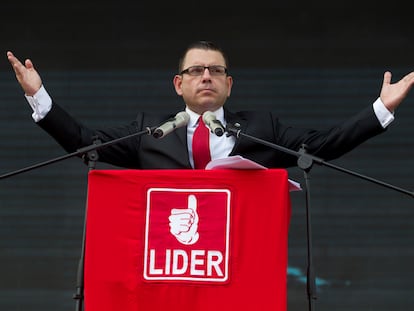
[226,109,276,121]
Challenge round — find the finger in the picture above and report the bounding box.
[187,194,197,212]
[25,58,34,70]
[403,71,414,85]
[170,223,188,235]
[6,51,15,59]
[7,51,20,66]
[169,211,193,221]
[6,51,34,71]
[169,218,192,232]
[382,71,392,87]
[7,52,26,74]
[170,208,193,215]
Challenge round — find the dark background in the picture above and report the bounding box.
[0,2,413,310]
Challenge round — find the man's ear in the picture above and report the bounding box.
[227,76,233,97]
[173,75,183,96]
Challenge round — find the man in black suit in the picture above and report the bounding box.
[6,41,414,169]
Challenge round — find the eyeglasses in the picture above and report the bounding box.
[180,65,228,76]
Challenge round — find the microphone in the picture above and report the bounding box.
[153,111,190,138]
[202,111,225,137]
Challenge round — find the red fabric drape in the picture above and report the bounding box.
[84,169,291,311]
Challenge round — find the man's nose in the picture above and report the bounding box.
[201,67,212,79]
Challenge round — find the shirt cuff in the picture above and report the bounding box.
[373,97,394,128]
[24,85,52,122]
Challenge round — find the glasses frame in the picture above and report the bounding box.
[179,65,228,76]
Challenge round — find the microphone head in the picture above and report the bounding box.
[175,111,190,126]
[202,111,215,124]
[202,111,224,137]
[152,111,190,139]
[152,128,163,139]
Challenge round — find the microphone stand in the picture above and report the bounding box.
[72,135,100,311]
[0,127,155,311]
[225,123,413,311]
[0,128,154,181]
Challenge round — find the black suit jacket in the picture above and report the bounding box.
[37,103,386,169]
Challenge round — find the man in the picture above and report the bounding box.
[6,41,414,169]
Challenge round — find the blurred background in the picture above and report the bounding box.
[1,2,413,310]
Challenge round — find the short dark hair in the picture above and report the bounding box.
[178,40,229,73]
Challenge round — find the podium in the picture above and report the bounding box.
[84,169,292,310]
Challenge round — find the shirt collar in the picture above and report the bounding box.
[185,106,225,128]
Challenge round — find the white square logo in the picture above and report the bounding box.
[143,188,231,283]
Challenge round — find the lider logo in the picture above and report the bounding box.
[143,188,231,283]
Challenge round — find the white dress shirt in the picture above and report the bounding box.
[185,107,236,168]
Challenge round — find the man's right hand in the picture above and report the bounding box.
[7,51,42,96]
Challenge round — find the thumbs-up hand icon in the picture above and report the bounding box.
[169,194,200,245]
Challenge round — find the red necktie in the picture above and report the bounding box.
[192,116,211,169]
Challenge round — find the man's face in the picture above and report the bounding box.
[173,48,233,115]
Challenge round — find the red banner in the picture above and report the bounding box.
[84,169,291,310]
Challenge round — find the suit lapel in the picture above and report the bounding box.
[224,109,248,155]
[175,125,187,148]
[224,109,248,130]
[174,126,192,167]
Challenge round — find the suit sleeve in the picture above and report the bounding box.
[36,102,143,168]
[276,105,387,161]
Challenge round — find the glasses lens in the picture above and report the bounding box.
[188,66,205,75]
[209,66,226,75]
